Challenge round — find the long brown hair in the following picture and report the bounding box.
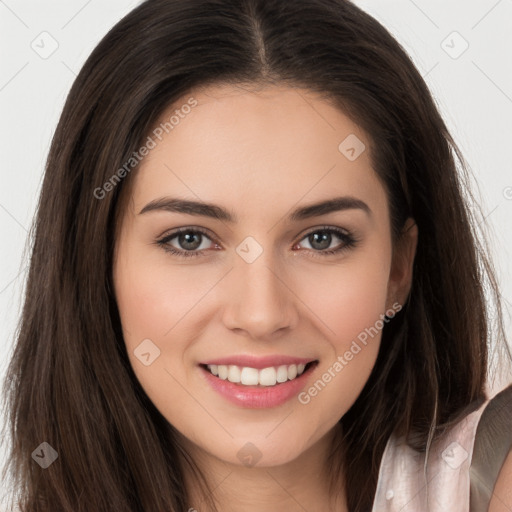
[2,0,510,510]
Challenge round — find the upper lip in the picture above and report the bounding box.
[200,355,317,369]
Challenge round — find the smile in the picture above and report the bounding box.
[198,360,319,408]
[204,362,309,386]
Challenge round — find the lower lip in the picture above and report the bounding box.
[199,363,318,409]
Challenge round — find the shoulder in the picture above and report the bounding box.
[371,384,512,512]
[371,398,487,511]
[482,384,512,511]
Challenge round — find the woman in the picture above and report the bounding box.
[2,0,511,510]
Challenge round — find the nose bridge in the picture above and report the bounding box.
[222,236,298,337]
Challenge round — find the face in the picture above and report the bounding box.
[113,83,417,469]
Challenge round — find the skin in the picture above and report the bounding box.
[113,83,418,511]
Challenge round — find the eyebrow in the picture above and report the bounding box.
[139,195,372,222]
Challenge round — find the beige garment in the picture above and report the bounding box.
[371,385,512,511]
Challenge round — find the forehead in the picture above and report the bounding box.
[129,83,387,222]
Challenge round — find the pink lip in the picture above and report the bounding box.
[198,360,318,409]
[200,355,315,370]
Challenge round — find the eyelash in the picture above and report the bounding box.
[155,226,359,259]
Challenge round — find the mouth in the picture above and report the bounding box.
[198,359,319,408]
[199,360,318,387]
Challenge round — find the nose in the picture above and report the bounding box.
[221,249,300,339]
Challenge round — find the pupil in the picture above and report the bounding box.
[180,232,201,250]
[310,232,331,250]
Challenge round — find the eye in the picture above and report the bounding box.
[156,227,218,258]
[294,226,358,257]
[156,226,359,259]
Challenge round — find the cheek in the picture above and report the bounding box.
[297,246,391,351]
[114,248,208,346]
[292,246,391,416]
[113,251,206,419]
[323,268,388,348]
[113,245,227,406]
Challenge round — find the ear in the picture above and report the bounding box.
[386,217,418,309]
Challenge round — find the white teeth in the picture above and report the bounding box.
[288,364,297,380]
[240,367,259,385]
[276,365,288,383]
[218,365,228,380]
[259,367,277,386]
[228,365,241,383]
[206,362,311,386]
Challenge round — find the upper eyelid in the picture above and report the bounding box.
[158,226,217,243]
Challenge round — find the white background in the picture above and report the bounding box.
[1,0,511,504]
